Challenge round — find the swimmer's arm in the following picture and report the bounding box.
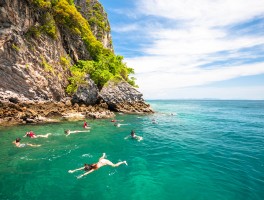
[124,135,130,140]
[12,141,19,147]
[68,167,84,173]
[77,169,95,179]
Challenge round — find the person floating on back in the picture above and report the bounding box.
[124,130,143,141]
[13,138,41,148]
[68,153,127,179]
[23,131,51,138]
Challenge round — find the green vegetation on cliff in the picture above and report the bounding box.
[85,0,110,39]
[25,12,57,39]
[29,0,136,93]
[66,53,136,94]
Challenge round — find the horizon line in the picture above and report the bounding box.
[145,98,264,101]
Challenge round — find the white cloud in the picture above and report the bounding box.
[136,0,264,27]
[145,27,264,56]
[119,0,264,99]
[128,60,264,89]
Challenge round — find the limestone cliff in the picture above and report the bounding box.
[0,0,112,102]
[0,0,153,126]
[99,80,153,114]
[75,0,113,50]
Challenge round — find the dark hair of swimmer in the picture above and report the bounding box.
[64,130,70,134]
[15,138,21,143]
[84,163,91,171]
[131,130,135,137]
[84,163,97,171]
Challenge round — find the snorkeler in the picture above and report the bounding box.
[64,129,90,137]
[13,138,41,148]
[23,131,51,138]
[68,153,127,179]
[124,130,143,141]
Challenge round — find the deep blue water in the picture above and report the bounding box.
[0,100,264,200]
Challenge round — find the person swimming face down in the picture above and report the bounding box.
[84,163,98,171]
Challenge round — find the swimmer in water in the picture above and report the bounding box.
[114,123,121,127]
[152,119,158,124]
[68,153,127,179]
[23,131,51,138]
[13,138,41,148]
[64,129,90,137]
[111,119,124,122]
[124,130,143,141]
[114,123,129,128]
[83,121,90,129]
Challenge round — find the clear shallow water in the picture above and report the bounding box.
[0,100,264,200]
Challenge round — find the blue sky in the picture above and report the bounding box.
[100,0,264,100]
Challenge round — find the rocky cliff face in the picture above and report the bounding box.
[0,0,153,126]
[0,0,68,102]
[72,74,99,105]
[75,0,113,50]
[99,80,153,113]
[0,0,113,102]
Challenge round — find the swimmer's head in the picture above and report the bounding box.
[84,163,95,171]
[84,163,90,171]
[15,138,21,143]
[131,130,135,137]
[64,130,70,134]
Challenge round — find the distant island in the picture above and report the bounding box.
[0,0,153,126]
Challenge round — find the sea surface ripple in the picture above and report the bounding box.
[0,100,263,200]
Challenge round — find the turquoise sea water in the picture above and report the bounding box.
[0,100,264,200]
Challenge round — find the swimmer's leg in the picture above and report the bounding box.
[99,153,106,161]
[102,159,127,167]
[36,133,51,138]
[76,130,90,133]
